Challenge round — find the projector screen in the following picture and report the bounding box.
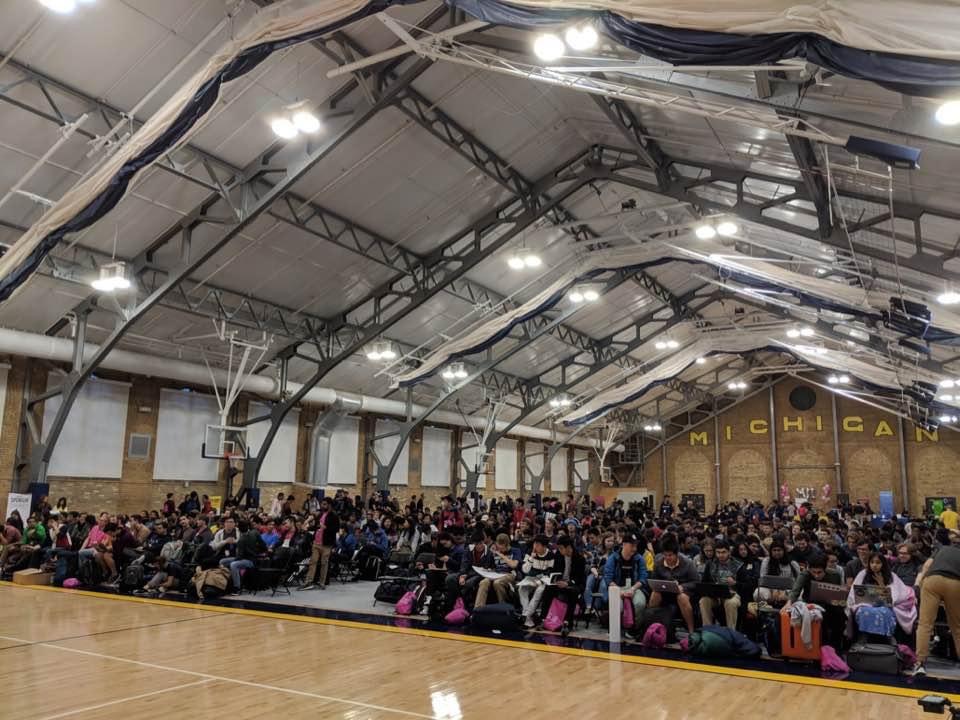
[42,373,129,478]
[327,416,359,486]
[421,426,452,487]
[154,389,221,481]
[374,419,409,486]
[246,402,299,484]
[495,438,518,490]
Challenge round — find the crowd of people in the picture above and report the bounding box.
[2,488,959,677]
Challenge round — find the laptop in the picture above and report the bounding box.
[760,575,794,591]
[696,582,732,599]
[810,581,847,605]
[648,579,682,594]
[853,584,892,607]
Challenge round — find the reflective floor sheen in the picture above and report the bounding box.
[0,584,949,719]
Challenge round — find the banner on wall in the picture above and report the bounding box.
[878,491,895,520]
[5,493,32,521]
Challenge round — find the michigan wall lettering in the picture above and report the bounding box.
[689,417,935,445]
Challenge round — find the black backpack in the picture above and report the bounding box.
[470,603,520,632]
[121,564,144,592]
[374,577,415,604]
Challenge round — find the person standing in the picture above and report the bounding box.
[301,499,340,590]
[912,544,960,676]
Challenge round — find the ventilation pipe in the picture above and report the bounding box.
[0,327,604,448]
[307,393,363,486]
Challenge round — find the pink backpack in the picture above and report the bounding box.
[820,645,850,676]
[542,598,568,632]
[641,623,667,648]
[63,578,80,589]
[395,591,416,616]
[444,597,469,625]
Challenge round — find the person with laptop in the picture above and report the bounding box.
[647,535,700,634]
[756,540,800,606]
[846,551,916,640]
[698,539,743,629]
[911,542,960,676]
[787,554,845,648]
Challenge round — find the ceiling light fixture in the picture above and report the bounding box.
[940,379,956,389]
[564,24,598,51]
[694,224,717,240]
[727,381,748,391]
[569,286,599,303]
[291,110,321,134]
[39,0,78,12]
[643,423,662,432]
[654,338,679,350]
[695,357,706,365]
[716,221,738,237]
[533,33,565,62]
[937,290,960,305]
[506,247,542,270]
[549,395,573,409]
[827,374,850,385]
[939,393,954,402]
[441,362,468,381]
[271,117,298,139]
[90,262,131,292]
[935,100,960,126]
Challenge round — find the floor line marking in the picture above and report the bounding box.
[0,634,437,719]
[36,679,213,720]
[3,583,957,703]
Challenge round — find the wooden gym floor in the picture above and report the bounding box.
[0,583,949,719]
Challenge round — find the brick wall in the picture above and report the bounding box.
[6,363,955,517]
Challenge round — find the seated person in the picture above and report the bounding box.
[221,520,266,591]
[260,520,281,550]
[755,540,799,608]
[474,533,521,608]
[356,521,389,568]
[426,532,464,613]
[518,535,555,628]
[891,543,922,594]
[136,554,183,596]
[445,529,494,609]
[540,535,587,631]
[648,535,700,633]
[212,516,240,564]
[583,532,616,609]
[846,551,916,640]
[699,539,742,629]
[601,533,648,632]
[787,554,845,648]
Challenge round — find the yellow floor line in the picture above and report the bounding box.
[2,581,955,703]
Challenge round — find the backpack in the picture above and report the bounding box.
[121,564,144,591]
[471,603,519,632]
[542,598,568,632]
[444,597,469,625]
[820,645,850,676]
[641,623,667,648]
[396,591,417,615]
[374,578,412,605]
[53,553,78,587]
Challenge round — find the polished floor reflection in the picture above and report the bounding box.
[0,584,942,719]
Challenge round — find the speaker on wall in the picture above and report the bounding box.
[789,385,817,411]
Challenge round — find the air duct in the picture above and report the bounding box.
[0,327,603,449]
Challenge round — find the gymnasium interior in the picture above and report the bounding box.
[1,1,960,718]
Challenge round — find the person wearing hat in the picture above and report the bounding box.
[601,532,648,633]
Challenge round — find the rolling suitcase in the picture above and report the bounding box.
[780,607,821,661]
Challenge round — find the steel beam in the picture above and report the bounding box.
[590,95,672,189]
[783,127,833,239]
[26,54,438,483]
